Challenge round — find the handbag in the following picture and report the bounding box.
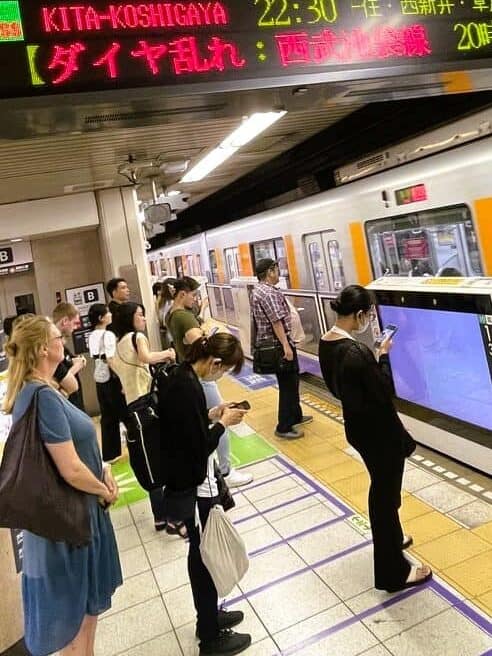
[199,505,249,597]
[251,296,298,375]
[93,333,111,383]
[252,337,284,375]
[0,385,91,546]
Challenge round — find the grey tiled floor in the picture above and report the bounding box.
[94,458,492,656]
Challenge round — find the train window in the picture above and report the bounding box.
[224,247,240,282]
[251,238,291,287]
[366,205,483,278]
[308,242,329,290]
[195,254,202,275]
[209,250,219,283]
[327,240,345,290]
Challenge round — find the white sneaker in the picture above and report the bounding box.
[224,468,253,488]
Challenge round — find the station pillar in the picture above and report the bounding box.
[96,187,160,349]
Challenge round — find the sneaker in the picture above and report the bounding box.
[200,629,251,655]
[224,468,253,488]
[196,609,244,637]
[274,428,304,439]
[295,415,313,426]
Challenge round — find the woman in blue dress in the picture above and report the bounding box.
[3,315,122,656]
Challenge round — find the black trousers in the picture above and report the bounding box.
[275,349,303,433]
[361,450,411,591]
[184,497,220,643]
[96,375,127,461]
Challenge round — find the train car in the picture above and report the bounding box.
[148,109,492,360]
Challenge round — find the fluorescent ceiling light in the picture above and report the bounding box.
[167,190,181,197]
[10,238,23,242]
[181,110,286,183]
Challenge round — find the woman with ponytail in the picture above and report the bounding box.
[158,332,252,656]
[319,285,432,593]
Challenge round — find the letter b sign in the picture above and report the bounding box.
[0,248,13,265]
[83,288,99,304]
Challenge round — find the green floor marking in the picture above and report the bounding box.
[229,431,277,467]
[109,431,277,508]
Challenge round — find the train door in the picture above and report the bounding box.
[304,230,346,291]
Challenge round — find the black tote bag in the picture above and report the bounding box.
[0,385,91,546]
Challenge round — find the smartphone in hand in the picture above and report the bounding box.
[374,324,398,348]
[229,400,251,410]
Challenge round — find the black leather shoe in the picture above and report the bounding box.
[199,629,252,655]
[196,609,244,637]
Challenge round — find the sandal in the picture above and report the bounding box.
[166,521,188,538]
[384,564,432,592]
[403,564,432,588]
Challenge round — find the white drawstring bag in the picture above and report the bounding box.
[199,505,249,597]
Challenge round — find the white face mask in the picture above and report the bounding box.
[202,360,224,382]
[353,313,370,334]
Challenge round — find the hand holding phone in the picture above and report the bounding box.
[375,324,398,349]
[229,400,251,410]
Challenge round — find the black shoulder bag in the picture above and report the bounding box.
[251,297,296,375]
[0,385,91,546]
[117,333,177,491]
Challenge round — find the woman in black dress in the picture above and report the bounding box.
[319,285,432,592]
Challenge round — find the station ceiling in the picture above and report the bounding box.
[1,80,492,241]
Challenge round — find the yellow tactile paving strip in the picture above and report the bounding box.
[219,376,492,618]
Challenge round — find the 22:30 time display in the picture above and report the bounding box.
[254,0,338,27]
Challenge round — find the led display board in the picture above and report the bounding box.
[2,1,492,99]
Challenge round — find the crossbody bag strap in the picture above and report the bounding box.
[254,291,289,345]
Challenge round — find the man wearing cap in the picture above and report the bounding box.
[251,259,311,439]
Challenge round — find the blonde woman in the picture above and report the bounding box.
[4,316,122,656]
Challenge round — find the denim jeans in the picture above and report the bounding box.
[200,380,231,475]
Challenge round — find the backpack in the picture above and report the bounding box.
[123,334,178,491]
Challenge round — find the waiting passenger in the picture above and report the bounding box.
[166,277,253,488]
[157,277,177,348]
[88,303,127,463]
[318,285,432,592]
[3,315,122,656]
[251,258,311,439]
[159,333,251,656]
[106,277,131,333]
[52,302,86,411]
[110,302,184,535]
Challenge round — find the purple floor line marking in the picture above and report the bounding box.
[430,579,492,636]
[234,491,316,525]
[227,539,371,606]
[248,514,349,558]
[275,454,350,516]
[281,585,424,656]
[232,471,290,496]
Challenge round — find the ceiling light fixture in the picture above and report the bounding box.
[10,238,23,243]
[181,110,287,183]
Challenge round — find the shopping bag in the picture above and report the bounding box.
[199,505,249,597]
